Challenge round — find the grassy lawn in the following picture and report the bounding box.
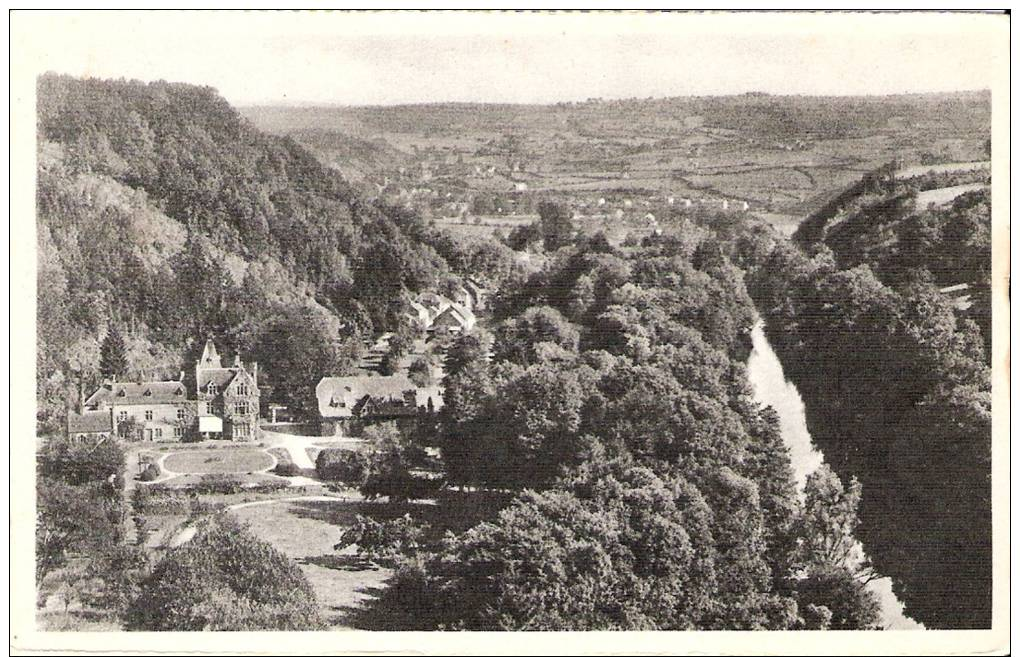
[229,500,394,630]
[227,491,512,630]
[163,448,273,474]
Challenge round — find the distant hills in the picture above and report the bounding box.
[241,91,989,222]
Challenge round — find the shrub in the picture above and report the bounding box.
[125,515,324,630]
[149,474,289,496]
[315,448,369,486]
[334,514,429,565]
[274,462,302,477]
[138,464,161,482]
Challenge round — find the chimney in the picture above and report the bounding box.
[233,354,242,367]
[179,370,185,382]
[252,362,258,387]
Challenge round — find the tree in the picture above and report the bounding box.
[537,201,573,251]
[408,355,435,388]
[81,544,149,615]
[38,437,125,488]
[380,325,415,375]
[360,423,434,502]
[315,448,370,487]
[99,324,128,380]
[125,515,323,631]
[494,305,580,366]
[252,309,359,417]
[334,514,429,566]
[408,462,726,630]
[36,479,126,585]
[793,465,882,630]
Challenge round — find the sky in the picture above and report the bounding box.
[13,10,1009,106]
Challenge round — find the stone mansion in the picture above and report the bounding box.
[67,339,261,443]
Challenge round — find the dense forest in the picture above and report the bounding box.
[36,74,519,431]
[327,211,885,630]
[752,173,993,628]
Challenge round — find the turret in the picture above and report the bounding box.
[199,339,221,369]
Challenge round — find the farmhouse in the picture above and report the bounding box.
[72,339,261,443]
[316,374,443,436]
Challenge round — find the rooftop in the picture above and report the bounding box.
[317,375,443,419]
[85,380,188,407]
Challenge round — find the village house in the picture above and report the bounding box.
[316,374,443,436]
[71,339,261,443]
[409,291,478,335]
[431,303,476,335]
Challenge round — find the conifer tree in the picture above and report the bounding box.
[99,324,128,380]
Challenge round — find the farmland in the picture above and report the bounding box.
[243,91,990,235]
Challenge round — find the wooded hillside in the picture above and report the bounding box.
[36,74,457,431]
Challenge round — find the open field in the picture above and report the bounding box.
[243,92,990,227]
[162,448,274,474]
[915,183,987,208]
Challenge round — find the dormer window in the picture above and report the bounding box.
[174,388,184,396]
[117,389,126,397]
[143,389,152,397]
[207,382,218,396]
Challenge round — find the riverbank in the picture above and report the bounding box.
[747,320,922,630]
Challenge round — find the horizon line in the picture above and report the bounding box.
[236,88,992,109]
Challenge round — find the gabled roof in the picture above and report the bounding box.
[316,375,443,419]
[197,368,238,393]
[433,302,476,328]
[85,381,187,407]
[68,409,113,434]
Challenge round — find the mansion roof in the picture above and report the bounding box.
[85,381,188,407]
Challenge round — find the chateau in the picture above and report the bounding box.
[67,339,261,443]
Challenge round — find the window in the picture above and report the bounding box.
[207,382,218,396]
[234,402,248,416]
[176,408,185,421]
[118,411,128,422]
[236,383,249,396]
[174,427,184,439]
[234,424,249,439]
[154,428,163,439]
[145,410,153,421]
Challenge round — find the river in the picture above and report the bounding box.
[746,321,922,630]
